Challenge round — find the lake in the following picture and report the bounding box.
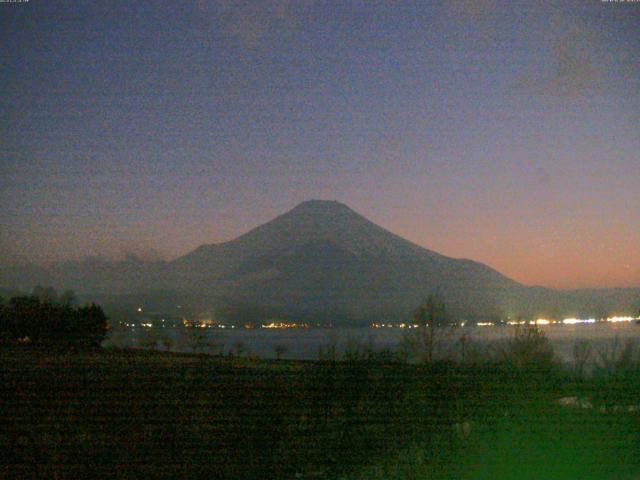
[104,321,640,364]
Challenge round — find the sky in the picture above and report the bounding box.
[1,0,639,289]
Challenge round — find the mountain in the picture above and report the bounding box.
[1,200,638,324]
[162,200,525,323]
[173,200,514,287]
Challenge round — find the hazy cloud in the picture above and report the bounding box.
[517,16,604,97]
[205,0,310,49]
[446,2,608,98]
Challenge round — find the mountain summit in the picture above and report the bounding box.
[181,199,441,263]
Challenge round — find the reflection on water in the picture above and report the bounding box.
[104,322,640,364]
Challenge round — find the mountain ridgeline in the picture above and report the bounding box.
[1,201,638,325]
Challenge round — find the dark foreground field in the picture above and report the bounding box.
[2,347,640,479]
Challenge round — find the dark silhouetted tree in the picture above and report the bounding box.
[0,298,9,342]
[74,303,108,348]
[0,295,107,349]
[404,294,454,362]
[495,325,556,369]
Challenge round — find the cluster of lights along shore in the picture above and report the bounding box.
[123,308,312,329]
[124,306,639,329]
[372,316,640,329]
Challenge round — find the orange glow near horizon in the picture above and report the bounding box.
[389,213,640,290]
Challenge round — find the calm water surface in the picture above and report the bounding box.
[104,322,640,364]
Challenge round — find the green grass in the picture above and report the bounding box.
[1,347,639,479]
[344,406,640,480]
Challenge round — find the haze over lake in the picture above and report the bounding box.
[105,322,640,364]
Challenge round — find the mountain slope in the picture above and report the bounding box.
[172,200,515,290]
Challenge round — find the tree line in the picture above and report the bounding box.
[0,286,107,349]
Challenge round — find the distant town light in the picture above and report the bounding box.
[607,316,635,323]
[562,318,596,325]
[262,322,308,329]
[562,318,580,325]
